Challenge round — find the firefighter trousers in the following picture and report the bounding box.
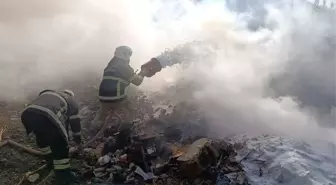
[92,99,131,126]
[21,110,73,185]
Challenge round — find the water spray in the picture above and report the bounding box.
[140,41,216,77]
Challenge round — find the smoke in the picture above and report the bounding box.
[140,0,336,142]
[0,0,158,100]
[0,0,335,141]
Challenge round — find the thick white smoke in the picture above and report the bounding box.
[139,0,336,142]
[0,0,159,99]
[0,0,335,142]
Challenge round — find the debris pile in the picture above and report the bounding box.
[0,90,252,185]
[75,101,250,185]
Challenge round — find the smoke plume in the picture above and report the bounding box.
[0,0,335,142]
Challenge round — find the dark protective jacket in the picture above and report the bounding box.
[98,57,144,102]
[22,90,81,144]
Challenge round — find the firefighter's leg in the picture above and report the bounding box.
[111,98,133,124]
[50,133,74,185]
[35,130,53,170]
[103,101,130,126]
[93,102,113,125]
[20,109,34,135]
[22,112,53,169]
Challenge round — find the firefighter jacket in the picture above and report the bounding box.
[22,90,81,144]
[98,57,144,102]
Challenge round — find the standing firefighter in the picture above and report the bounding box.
[21,89,81,185]
[94,46,147,125]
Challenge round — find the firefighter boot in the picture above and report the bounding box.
[54,170,79,185]
[43,153,53,170]
[38,152,53,171]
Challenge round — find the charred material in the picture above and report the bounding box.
[73,101,250,185]
[0,91,250,185]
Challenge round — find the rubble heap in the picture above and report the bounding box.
[74,101,250,185]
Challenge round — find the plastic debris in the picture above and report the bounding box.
[134,166,155,180]
[98,155,111,165]
[80,103,249,185]
[27,173,40,183]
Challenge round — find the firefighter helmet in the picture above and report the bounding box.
[114,46,133,61]
[63,89,75,97]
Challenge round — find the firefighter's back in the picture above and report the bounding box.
[21,90,69,140]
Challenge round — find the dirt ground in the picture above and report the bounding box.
[0,79,100,185]
[0,102,51,185]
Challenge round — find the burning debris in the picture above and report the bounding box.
[0,93,250,185]
[79,136,249,184]
[74,101,250,185]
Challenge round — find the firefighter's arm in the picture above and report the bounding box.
[67,99,82,145]
[69,113,81,145]
[129,73,144,86]
[121,64,144,86]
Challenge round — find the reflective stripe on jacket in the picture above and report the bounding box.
[99,57,143,102]
[22,90,81,143]
[99,76,130,101]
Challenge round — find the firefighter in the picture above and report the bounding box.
[21,89,81,185]
[93,46,147,125]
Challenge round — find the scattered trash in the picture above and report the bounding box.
[177,138,220,177]
[98,155,111,165]
[134,166,155,180]
[0,98,250,185]
[93,167,107,178]
[26,173,40,183]
[62,99,250,184]
[84,129,248,184]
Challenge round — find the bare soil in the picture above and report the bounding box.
[0,102,49,185]
[0,80,101,185]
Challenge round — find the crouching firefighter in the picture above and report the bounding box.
[20,89,81,185]
[93,45,148,125]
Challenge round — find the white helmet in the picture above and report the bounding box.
[114,46,133,61]
[63,89,75,97]
[39,89,53,96]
